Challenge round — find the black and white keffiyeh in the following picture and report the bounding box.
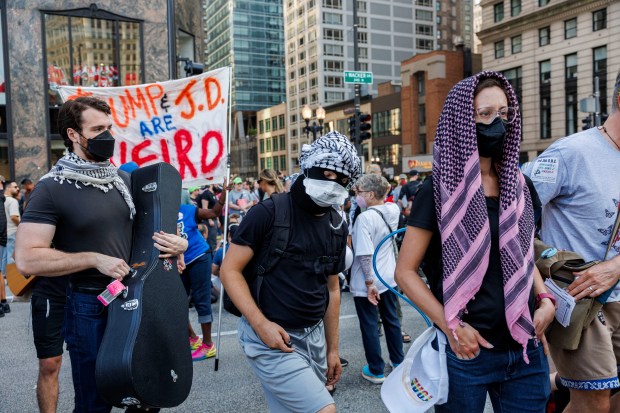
[299,131,362,185]
[40,152,135,219]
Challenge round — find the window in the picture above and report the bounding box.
[356,1,367,12]
[272,116,278,131]
[416,24,433,36]
[495,40,504,59]
[279,135,285,150]
[272,136,278,152]
[565,53,578,136]
[358,17,367,28]
[298,66,306,76]
[324,60,343,71]
[280,155,287,170]
[266,137,272,152]
[371,108,401,138]
[357,32,367,44]
[273,156,279,172]
[511,35,522,54]
[260,158,265,170]
[323,12,342,25]
[539,60,551,139]
[539,26,550,46]
[325,76,343,87]
[323,0,342,9]
[593,46,608,117]
[565,53,577,79]
[565,18,577,39]
[265,118,271,132]
[259,120,264,134]
[539,0,549,6]
[359,47,368,59]
[510,0,521,16]
[324,44,343,56]
[418,104,426,126]
[502,67,522,104]
[416,0,432,6]
[494,2,504,23]
[416,39,433,50]
[43,9,143,137]
[278,115,285,129]
[266,157,272,169]
[415,10,433,21]
[324,28,343,41]
[592,9,606,31]
[419,134,427,154]
[259,139,265,153]
[418,73,425,96]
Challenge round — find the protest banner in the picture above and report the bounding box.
[58,67,231,187]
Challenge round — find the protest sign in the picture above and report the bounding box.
[58,67,230,187]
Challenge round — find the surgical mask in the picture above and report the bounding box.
[355,194,367,209]
[79,130,116,162]
[476,117,505,160]
[303,177,349,207]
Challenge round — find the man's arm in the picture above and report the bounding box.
[14,222,130,279]
[10,214,19,226]
[220,243,293,352]
[323,274,342,386]
[197,191,228,220]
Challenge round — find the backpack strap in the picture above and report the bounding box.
[368,207,399,259]
[257,193,291,276]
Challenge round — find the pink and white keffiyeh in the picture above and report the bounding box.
[432,71,536,361]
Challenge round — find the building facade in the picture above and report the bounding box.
[256,103,289,175]
[0,0,203,181]
[436,0,475,52]
[477,0,620,161]
[205,0,285,177]
[400,49,481,160]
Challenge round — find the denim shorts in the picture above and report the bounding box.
[181,253,213,324]
[435,340,550,413]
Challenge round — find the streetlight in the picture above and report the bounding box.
[302,104,325,142]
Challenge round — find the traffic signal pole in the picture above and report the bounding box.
[352,0,362,156]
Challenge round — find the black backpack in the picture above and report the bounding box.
[223,193,346,316]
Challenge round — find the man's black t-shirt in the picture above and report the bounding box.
[408,176,540,350]
[199,189,217,209]
[232,195,347,329]
[22,174,133,292]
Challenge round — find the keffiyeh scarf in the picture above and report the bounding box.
[433,71,536,361]
[299,131,362,185]
[41,152,136,219]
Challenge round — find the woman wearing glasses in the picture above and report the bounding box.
[395,71,556,412]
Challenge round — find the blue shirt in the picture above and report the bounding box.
[213,243,230,267]
[178,204,209,264]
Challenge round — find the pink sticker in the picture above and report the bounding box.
[107,279,125,296]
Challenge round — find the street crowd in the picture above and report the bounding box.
[2,69,620,413]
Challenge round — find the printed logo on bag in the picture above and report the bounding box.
[142,182,157,192]
[121,397,141,406]
[410,377,433,402]
[171,369,178,383]
[598,310,606,326]
[163,258,173,272]
[121,299,139,311]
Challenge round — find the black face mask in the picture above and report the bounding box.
[79,130,116,162]
[305,167,350,188]
[476,117,506,160]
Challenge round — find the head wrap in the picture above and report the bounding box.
[433,70,535,361]
[299,131,361,185]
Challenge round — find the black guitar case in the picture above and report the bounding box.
[95,162,192,409]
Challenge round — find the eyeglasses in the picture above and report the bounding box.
[475,106,518,124]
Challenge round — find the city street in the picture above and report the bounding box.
[0,286,439,412]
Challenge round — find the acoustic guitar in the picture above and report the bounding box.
[5,263,36,296]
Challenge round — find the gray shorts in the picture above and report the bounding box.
[238,316,334,413]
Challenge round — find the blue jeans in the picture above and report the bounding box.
[1,234,15,275]
[181,253,213,324]
[354,290,404,375]
[435,340,550,413]
[64,292,111,413]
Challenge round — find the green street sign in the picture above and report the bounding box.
[344,71,373,84]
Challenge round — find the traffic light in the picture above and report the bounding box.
[184,61,204,77]
[348,116,357,141]
[359,113,372,141]
[582,114,593,130]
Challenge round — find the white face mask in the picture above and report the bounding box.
[303,177,349,207]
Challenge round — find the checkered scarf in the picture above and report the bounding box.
[41,152,135,219]
[433,71,535,361]
[299,131,361,185]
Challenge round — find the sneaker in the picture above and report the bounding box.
[0,305,4,318]
[339,357,349,367]
[390,361,401,369]
[2,303,10,314]
[361,365,385,384]
[189,336,202,351]
[192,342,217,362]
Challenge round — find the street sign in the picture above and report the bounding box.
[342,107,356,115]
[344,71,373,84]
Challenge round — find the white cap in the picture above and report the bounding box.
[381,327,449,413]
[344,245,353,271]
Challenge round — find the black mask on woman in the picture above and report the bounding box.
[79,130,116,162]
[476,117,505,160]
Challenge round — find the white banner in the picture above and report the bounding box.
[58,67,231,187]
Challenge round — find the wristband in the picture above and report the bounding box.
[536,292,557,309]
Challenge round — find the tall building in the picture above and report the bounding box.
[283,0,474,172]
[205,0,286,177]
[477,0,620,161]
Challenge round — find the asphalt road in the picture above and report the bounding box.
[0,286,493,412]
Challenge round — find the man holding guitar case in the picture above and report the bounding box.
[15,97,187,413]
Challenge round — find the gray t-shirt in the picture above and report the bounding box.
[523,127,620,301]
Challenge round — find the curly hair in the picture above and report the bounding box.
[57,97,111,151]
